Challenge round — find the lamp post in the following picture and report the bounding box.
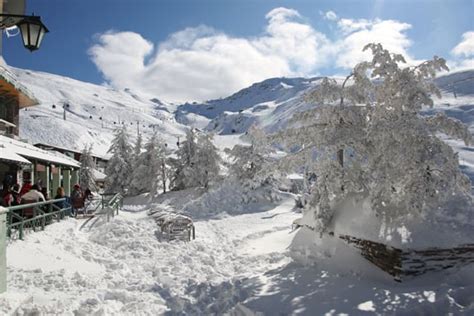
[0,13,49,51]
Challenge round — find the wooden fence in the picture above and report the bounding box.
[337,233,474,282]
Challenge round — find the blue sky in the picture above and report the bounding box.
[3,0,473,102]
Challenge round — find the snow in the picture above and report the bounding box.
[2,192,473,314]
[0,194,300,314]
[9,66,187,157]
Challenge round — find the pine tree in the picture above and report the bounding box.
[79,145,97,191]
[276,43,472,235]
[130,132,168,196]
[105,126,133,194]
[171,129,221,190]
[134,133,142,160]
[128,133,143,195]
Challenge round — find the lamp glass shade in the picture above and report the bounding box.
[17,16,49,51]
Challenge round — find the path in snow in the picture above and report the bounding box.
[1,197,300,315]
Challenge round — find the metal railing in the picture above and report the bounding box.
[6,198,71,240]
[100,193,122,221]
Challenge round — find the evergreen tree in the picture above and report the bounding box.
[130,132,168,196]
[79,145,97,191]
[128,133,143,195]
[171,129,221,190]
[105,126,133,194]
[133,133,142,160]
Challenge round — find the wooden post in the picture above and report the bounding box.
[37,164,50,194]
[71,169,79,187]
[52,166,61,199]
[63,169,71,196]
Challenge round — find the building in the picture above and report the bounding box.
[34,143,109,173]
[34,143,109,188]
[0,135,80,197]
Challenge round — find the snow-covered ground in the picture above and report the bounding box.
[1,191,473,315]
[0,194,299,314]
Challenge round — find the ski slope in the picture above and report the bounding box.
[10,67,186,157]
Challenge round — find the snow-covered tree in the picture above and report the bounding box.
[130,132,168,196]
[128,133,143,195]
[171,129,221,190]
[105,126,133,194]
[133,133,142,160]
[226,126,278,202]
[79,145,97,191]
[277,43,472,236]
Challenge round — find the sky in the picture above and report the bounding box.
[3,0,474,103]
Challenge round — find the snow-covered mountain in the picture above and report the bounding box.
[176,70,474,136]
[11,67,186,157]
[9,64,474,165]
[175,77,324,134]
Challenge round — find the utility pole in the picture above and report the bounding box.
[62,102,68,121]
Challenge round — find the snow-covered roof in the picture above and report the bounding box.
[34,142,111,161]
[0,135,80,168]
[0,144,32,164]
[0,64,39,108]
[93,168,106,181]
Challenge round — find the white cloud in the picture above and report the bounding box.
[334,19,414,68]
[89,31,153,89]
[89,8,328,102]
[452,31,474,58]
[324,10,338,21]
[337,18,373,34]
[89,8,417,102]
[448,31,474,72]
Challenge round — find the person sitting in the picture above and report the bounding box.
[21,184,45,203]
[20,184,45,218]
[3,184,21,207]
[71,184,84,217]
[41,187,49,201]
[2,186,13,207]
[11,184,20,206]
[54,187,72,216]
[19,181,32,197]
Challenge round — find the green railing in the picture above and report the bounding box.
[100,193,122,222]
[6,198,71,240]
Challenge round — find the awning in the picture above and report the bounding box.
[0,144,31,164]
[0,136,80,168]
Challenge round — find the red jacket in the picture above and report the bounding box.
[20,183,32,197]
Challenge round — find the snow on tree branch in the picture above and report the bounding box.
[275,43,473,237]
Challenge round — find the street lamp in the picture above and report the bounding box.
[0,14,49,51]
